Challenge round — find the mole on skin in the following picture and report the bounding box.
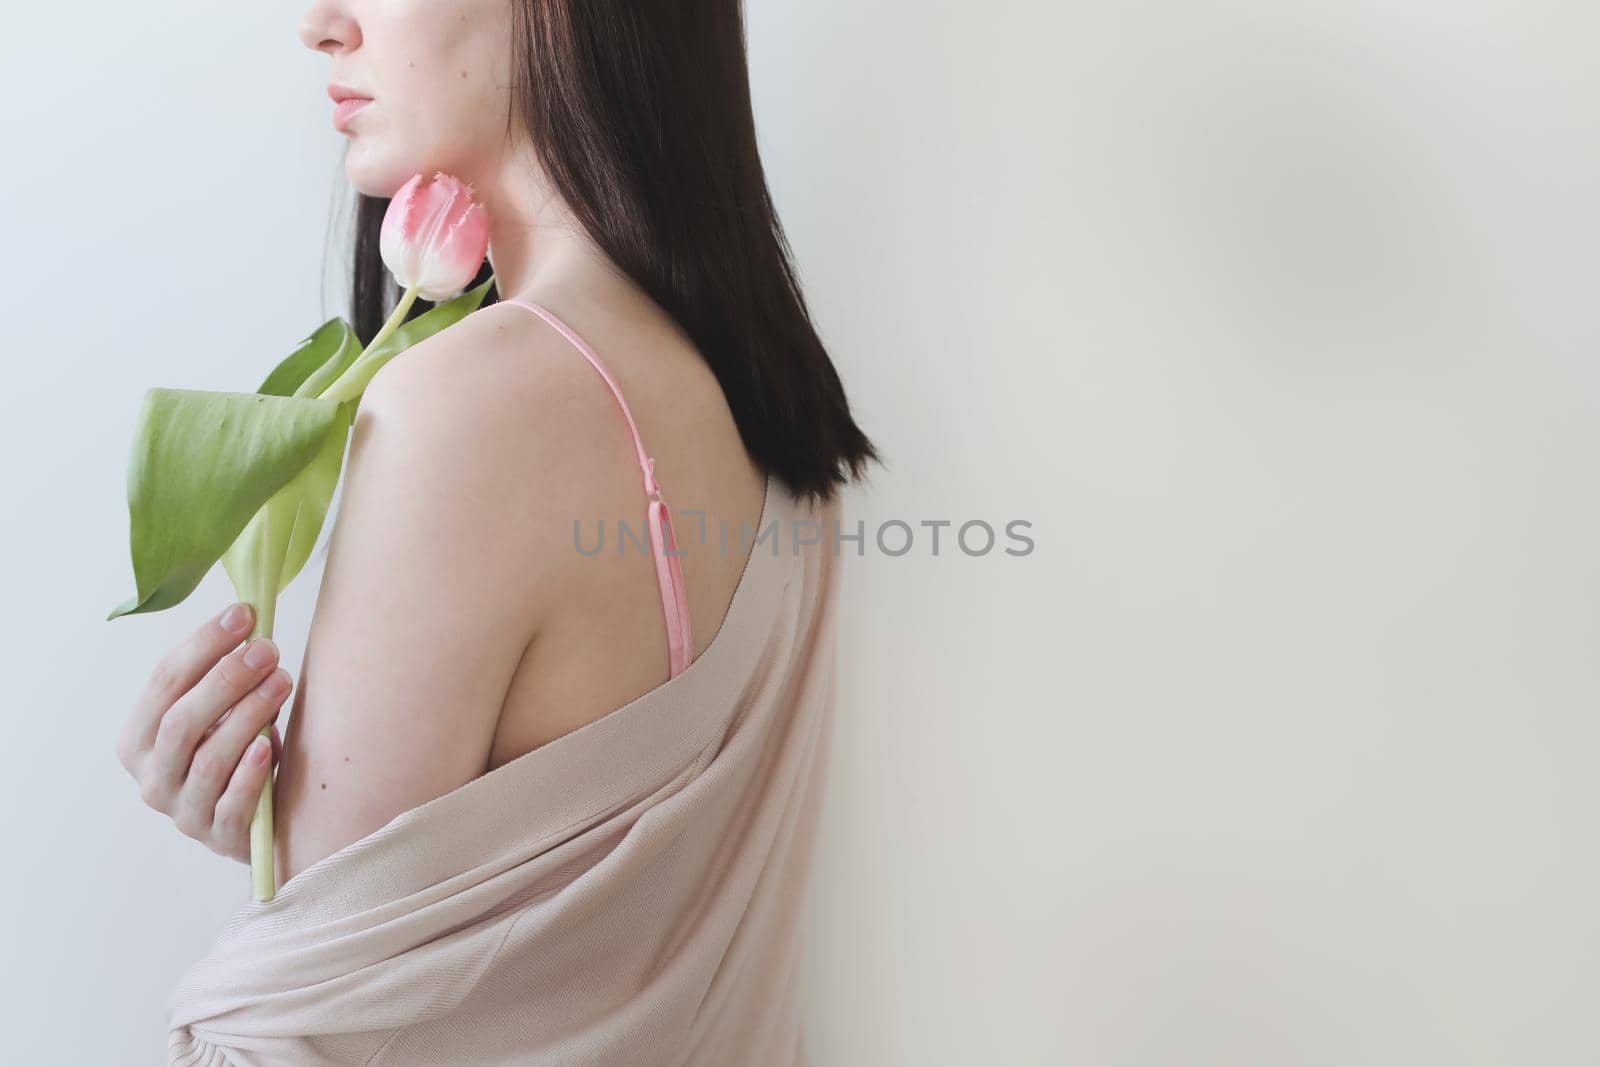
[321,758,350,789]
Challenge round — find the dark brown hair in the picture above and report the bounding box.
[335,1,881,508]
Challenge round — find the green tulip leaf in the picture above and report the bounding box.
[221,399,352,598]
[256,317,359,399]
[372,277,496,360]
[292,324,364,400]
[356,278,496,391]
[109,278,493,624]
[315,279,497,405]
[274,399,353,587]
[107,389,348,621]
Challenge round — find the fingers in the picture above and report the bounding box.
[147,636,282,811]
[172,669,292,841]
[121,602,256,763]
[211,731,278,862]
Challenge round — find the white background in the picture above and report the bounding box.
[3,1,1598,1063]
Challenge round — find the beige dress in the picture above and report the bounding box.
[167,301,842,1066]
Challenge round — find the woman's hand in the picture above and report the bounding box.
[116,603,293,865]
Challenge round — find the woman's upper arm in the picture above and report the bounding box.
[271,336,557,888]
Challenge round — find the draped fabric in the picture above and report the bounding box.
[168,474,840,1066]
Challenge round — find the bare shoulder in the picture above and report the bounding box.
[363,296,766,769]
[358,304,651,590]
[354,295,757,613]
[363,301,618,444]
[271,307,639,885]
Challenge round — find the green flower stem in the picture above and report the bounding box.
[238,498,289,901]
[244,279,423,899]
[318,283,423,404]
[247,600,278,902]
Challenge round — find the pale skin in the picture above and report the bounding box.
[116,0,766,889]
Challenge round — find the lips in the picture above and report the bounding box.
[333,97,373,132]
[327,82,371,103]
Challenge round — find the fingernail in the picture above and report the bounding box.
[249,736,271,764]
[243,639,277,668]
[221,603,251,633]
[262,669,291,700]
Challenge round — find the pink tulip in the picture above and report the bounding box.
[316,172,492,405]
[379,172,490,301]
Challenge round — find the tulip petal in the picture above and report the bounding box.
[379,172,426,285]
[379,171,490,299]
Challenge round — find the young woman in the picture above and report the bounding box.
[120,2,879,1062]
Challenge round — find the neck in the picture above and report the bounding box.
[475,149,627,309]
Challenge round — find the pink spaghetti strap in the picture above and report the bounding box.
[497,297,694,678]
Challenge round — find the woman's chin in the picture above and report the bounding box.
[344,151,415,200]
